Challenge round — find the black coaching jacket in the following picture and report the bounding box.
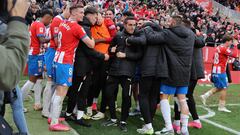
[145,25,195,86]
[108,29,145,77]
[74,17,105,77]
[127,23,162,77]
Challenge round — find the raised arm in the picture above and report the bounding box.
[126,30,146,46]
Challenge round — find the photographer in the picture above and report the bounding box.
[0,0,30,91]
[0,0,30,134]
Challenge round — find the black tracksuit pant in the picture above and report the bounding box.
[66,72,92,114]
[87,61,108,110]
[105,75,132,122]
[174,79,199,120]
[139,77,160,124]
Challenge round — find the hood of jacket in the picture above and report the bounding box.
[169,25,190,38]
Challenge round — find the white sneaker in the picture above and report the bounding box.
[23,108,28,113]
[87,106,93,117]
[155,128,174,135]
[200,95,207,106]
[91,112,105,120]
[137,125,154,134]
[181,131,189,135]
[218,107,231,113]
[83,113,91,120]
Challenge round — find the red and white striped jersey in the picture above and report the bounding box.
[54,20,87,65]
[212,44,238,74]
[49,15,65,49]
[29,21,45,55]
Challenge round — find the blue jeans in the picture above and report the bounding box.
[11,86,29,134]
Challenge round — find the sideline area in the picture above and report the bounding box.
[4,82,240,135]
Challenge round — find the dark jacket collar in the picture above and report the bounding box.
[78,16,92,27]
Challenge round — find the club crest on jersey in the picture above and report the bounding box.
[40,28,44,33]
[54,27,59,33]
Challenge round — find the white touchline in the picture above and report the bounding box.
[199,105,240,135]
[201,118,240,135]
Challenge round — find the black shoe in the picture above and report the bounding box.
[119,121,127,132]
[102,119,118,127]
[75,119,91,127]
[41,115,48,119]
[63,113,76,121]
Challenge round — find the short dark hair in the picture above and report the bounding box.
[183,19,191,28]
[106,9,115,15]
[124,16,136,24]
[222,34,233,43]
[41,9,53,17]
[70,4,83,14]
[122,11,134,17]
[172,15,183,26]
[138,18,145,21]
[84,6,98,16]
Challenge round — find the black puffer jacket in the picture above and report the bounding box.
[108,29,145,77]
[74,17,105,76]
[145,25,195,86]
[191,35,205,80]
[127,26,161,77]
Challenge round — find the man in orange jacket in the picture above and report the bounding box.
[88,12,116,120]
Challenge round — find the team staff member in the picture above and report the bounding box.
[129,18,146,117]
[64,6,109,127]
[145,16,195,135]
[103,16,145,132]
[49,5,95,131]
[130,21,162,135]
[173,20,205,133]
[89,12,115,120]
[21,10,53,111]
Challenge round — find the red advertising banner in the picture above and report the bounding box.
[198,47,240,84]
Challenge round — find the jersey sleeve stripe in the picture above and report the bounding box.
[80,34,87,40]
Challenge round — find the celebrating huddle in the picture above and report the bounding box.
[20,3,239,135]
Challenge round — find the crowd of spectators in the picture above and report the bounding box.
[216,0,240,11]
[26,0,240,47]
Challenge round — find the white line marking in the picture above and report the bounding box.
[201,104,240,107]
[198,106,215,119]
[199,105,240,135]
[201,118,240,135]
[63,121,80,135]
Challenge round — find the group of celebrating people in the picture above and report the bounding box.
[15,0,240,135]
